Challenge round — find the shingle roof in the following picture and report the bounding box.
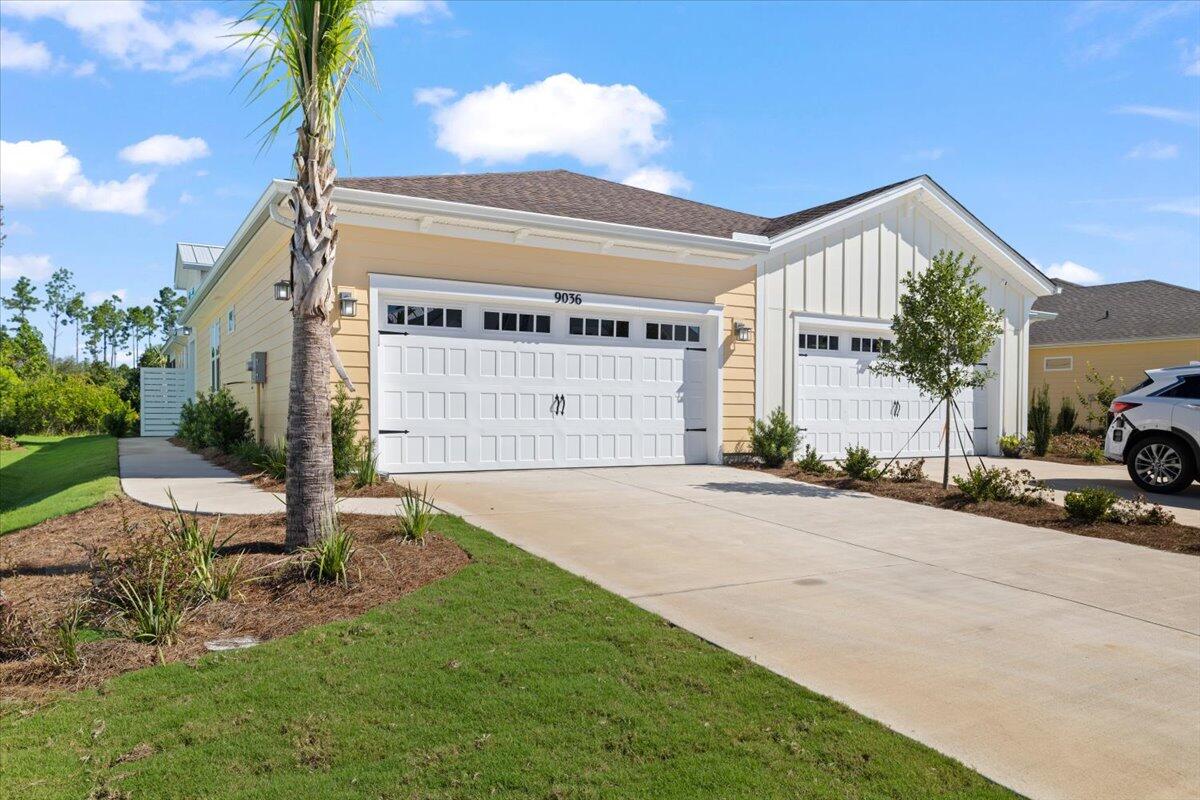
[1031,279,1200,346]
[335,169,919,240]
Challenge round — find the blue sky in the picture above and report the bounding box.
[1,0,1198,353]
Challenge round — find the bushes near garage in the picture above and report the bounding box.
[836,445,882,481]
[177,389,252,452]
[748,407,799,468]
[1063,487,1119,523]
[1028,384,1052,457]
[331,386,363,479]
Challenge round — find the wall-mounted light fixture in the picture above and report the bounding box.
[734,321,753,342]
[273,279,293,301]
[338,291,358,317]
[174,326,192,337]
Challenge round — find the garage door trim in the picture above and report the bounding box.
[368,274,726,472]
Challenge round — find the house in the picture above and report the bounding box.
[1029,279,1200,420]
[163,171,1055,473]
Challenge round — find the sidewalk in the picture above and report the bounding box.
[118,438,412,516]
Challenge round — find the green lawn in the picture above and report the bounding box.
[2,515,1014,800]
[0,435,120,534]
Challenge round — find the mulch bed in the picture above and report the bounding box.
[753,465,1200,556]
[0,497,470,701]
[170,438,408,498]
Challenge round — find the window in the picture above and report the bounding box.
[209,321,221,391]
[799,332,840,351]
[646,322,700,342]
[386,304,463,329]
[484,310,551,334]
[1043,356,1073,372]
[569,316,629,338]
[1158,376,1200,400]
[850,336,890,353]
[226,307,236,333]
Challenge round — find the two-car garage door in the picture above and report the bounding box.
[374,282,714,474]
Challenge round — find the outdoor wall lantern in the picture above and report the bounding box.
[338,291,358,317]
[734,321,753,342]
[174,326,192,337]
[273,279,293,301]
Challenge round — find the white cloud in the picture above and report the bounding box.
[427,73,670,174]
[1068,2,1191,61]
[905,147,946,161]
[120,134,210,165]
[0,139,155,216]
[178,191,195,205]
[1149,198,1200,217]
[0,27,52,70]
[1045,261,1104,285]
[0,253,55,281]
[1065,222,1135,242]
[1185,43,1200,76]
[1113,105,1200,127]
[1125,140,1179,159]
[1,1,252,75]
[87,288,127,305]
[72,60,96,77]
[621,166,692,195]
[414,86,457,107]
[369,1,450,25]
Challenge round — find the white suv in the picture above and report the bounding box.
[1104,365,1200,494]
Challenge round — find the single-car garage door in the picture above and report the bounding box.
[372,280,716,474]
[793,328,986,459]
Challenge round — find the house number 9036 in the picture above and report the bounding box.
[554,291,583,305]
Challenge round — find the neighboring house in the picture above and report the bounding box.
[163,171,1054,473]
[1029,279,1200,422]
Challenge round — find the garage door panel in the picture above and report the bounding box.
[377,296,710,474]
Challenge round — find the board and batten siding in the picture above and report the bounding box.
[759,198,1036,450]
[331,224,757,454]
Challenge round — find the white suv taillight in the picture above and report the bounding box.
[1111,401,1141,415]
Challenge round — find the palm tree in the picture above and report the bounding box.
[239,0,374,549]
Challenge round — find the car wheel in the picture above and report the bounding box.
[1126,435,1195,494]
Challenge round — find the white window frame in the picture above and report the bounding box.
[209,320,221,391]
[1043,355,1073,372]
[227,307,236,333]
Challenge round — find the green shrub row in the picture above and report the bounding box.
[177,388,253,451]
[0,365,137,437]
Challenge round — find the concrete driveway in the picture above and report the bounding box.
[421,465,1200,800]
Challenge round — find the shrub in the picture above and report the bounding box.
[747,407,799,468]
[331,387,363,479]
[794,444,829,474]
[1081,445,1106,465]
[1064,487,1119,523]
[998,434,1025,458]
[1049,431,1104,461]
[396,485,436,544]
[837,445,882,481]
[1028,384,1052,457]
[302,511,355,585]
[45,602,88,671]
[891,458,926,483]
[1075,366,1123,430]
[954,466,1048,505]
[103,405,139,438]
[257,439,288,480]
[177,389,251,452]
[161,492,241,601]
[1055,397,1077,434]
[112,563,187,646]
[1108,495,1175,527]
[0,371,127,436]
[354,438,380,488]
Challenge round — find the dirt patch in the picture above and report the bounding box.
[752,465,1200,555]
[1023,432,1109,466]
[0,497,470,700]
[170,438,409,498]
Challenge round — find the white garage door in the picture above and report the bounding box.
[793,329,986,459]
[374,289,712,474]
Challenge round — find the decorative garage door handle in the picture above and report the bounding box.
[550,394,566,416]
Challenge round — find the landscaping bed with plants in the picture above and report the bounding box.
[1,496,467,701]
[171,387,405,498]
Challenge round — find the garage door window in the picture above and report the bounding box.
[799,333,840,351]
[485,310,551,334]
[387,304,463,328]
[647,322,700,343]
[851,336,890,353]
[569,316,629,338]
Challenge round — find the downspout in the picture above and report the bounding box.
[266,197,357,392]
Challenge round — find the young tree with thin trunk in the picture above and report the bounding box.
[43,268,76,367]
[66,292,86,362]
[153,286,187,345]
[870,250,1003,488]
[2,276,39,328]
[239,0,375,549]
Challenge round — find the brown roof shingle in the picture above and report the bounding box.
[335,169,920,240]
[1031,279,1200,346]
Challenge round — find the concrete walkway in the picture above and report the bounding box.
[118,438,411,516]
[914,455,1200,515]
[423,466,1200,800]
